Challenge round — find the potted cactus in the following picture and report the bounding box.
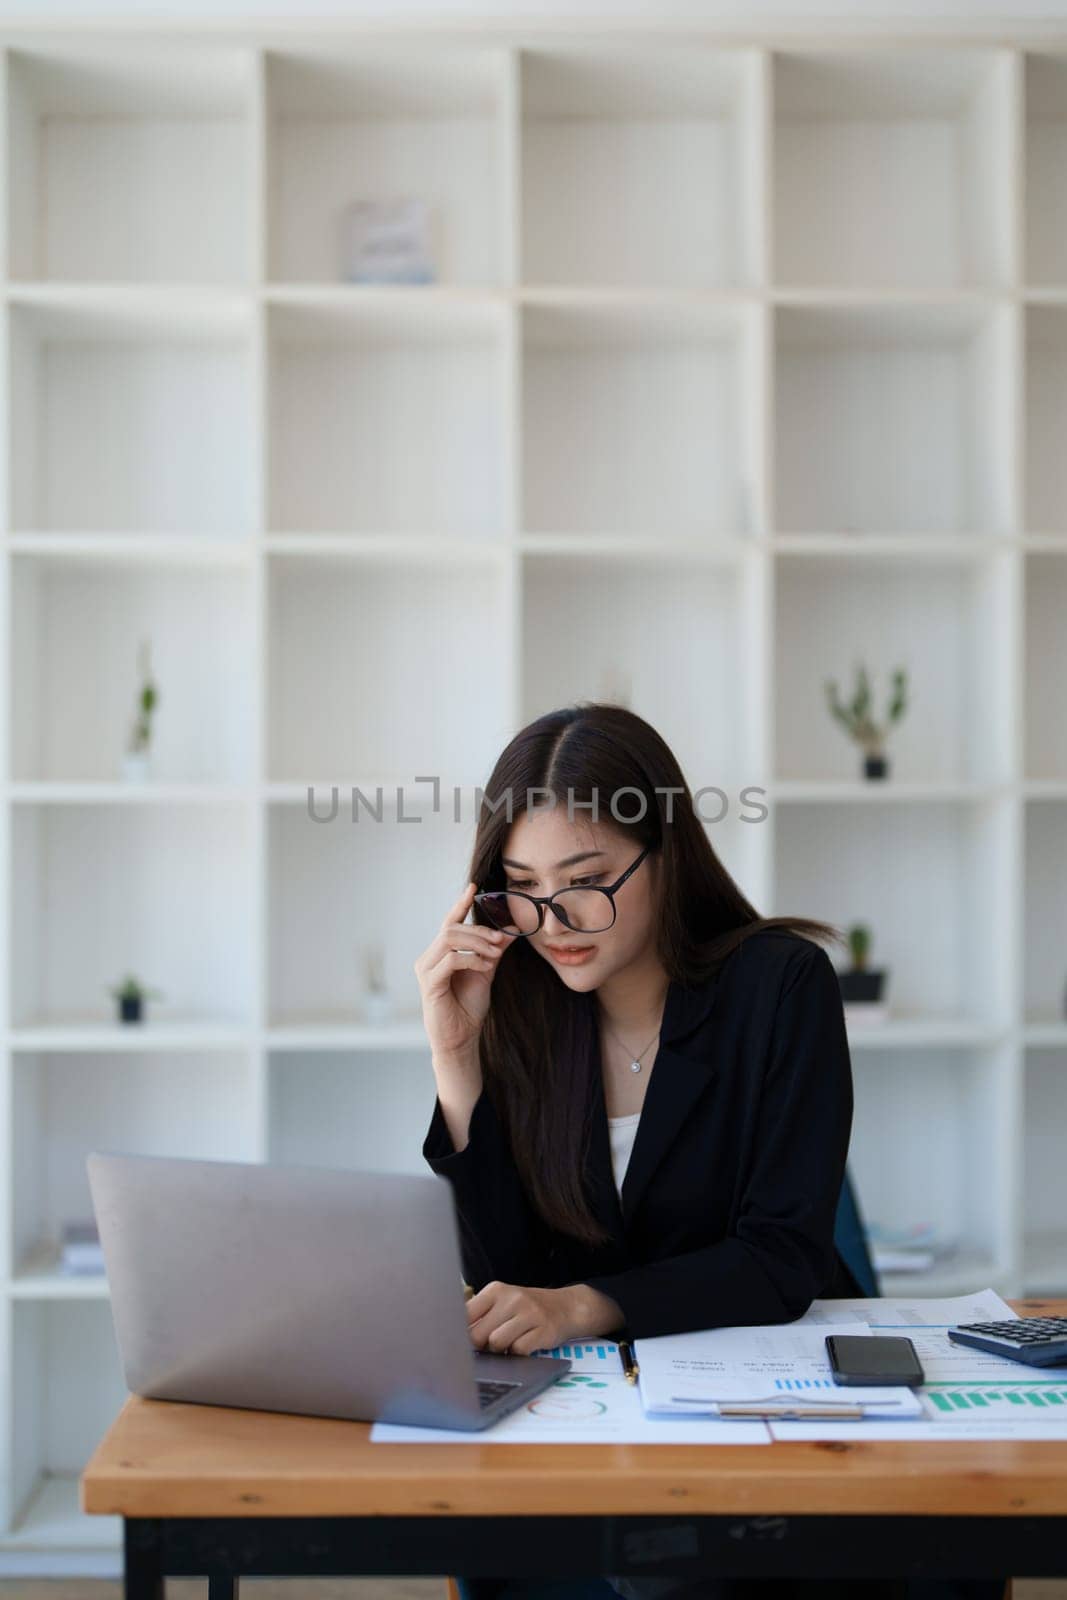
[121,638,159,783]
[107,974,164,1024]
[836,924,889,1023]
[825,662,908,780]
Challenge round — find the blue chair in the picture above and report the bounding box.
[833,1164,880,1299]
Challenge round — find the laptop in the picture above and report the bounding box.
[86,1150,571,1431]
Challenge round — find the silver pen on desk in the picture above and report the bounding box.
[670,1391,910,1410]
[718,1403,866,1420]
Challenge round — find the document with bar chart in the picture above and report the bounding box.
[370,1340,772,1443]
[531,1339,626,1370]
[634,1322,923,1419]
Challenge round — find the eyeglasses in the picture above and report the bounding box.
[474,845,653,938]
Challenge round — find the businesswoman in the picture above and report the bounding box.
[417,702,859,1352]
[415,700,878,1600]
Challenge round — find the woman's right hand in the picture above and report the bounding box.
[414,881,508,1066]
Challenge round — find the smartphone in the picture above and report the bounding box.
[826,1334,925,1387]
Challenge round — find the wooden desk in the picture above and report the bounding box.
[82,1297,1067,1599]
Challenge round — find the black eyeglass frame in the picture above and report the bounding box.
[473,844,653,939]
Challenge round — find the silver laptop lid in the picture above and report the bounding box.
[87,1150,485,1427]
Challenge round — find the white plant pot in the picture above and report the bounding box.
[121,750,151,784]
[363,990,393,1023]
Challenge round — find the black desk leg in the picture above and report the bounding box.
[125,1520,164,1600]
[208,1579,239,1599]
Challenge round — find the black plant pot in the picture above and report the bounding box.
[838,969,886,1004]
[118,995,143,1023]
[864,753,889,779]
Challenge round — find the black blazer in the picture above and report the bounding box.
[422,928,858,1341]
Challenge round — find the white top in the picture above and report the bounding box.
[607,1111,641,1197]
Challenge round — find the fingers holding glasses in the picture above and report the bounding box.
[415,884,511,1061]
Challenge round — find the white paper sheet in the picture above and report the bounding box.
[770,1415,1067,1440]
[792,1287,1019,1331]
[370,1364,771,1443]
[371,1337,770,1441]
[634,1320,922,1418]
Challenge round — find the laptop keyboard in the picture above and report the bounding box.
[477,1378,521,1408]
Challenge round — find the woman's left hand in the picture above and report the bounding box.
[466,1280,623,1355]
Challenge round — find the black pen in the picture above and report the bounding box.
[619,1339,639,1384]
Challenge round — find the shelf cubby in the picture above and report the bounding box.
[268,1049,433,1175]
[772,48,1015,288]
[1022,1047,1067,1295]
[773,547,1016,785]
[7,45,254,283]
[848,1044,1012,1288]
[1024,552,1067,781]
[773,798,1015,1029]
[265,47,509,285]
[267,793,474,1030]
[1024,305,1067,532]
[9,802,254,1030]
[9,293,256,537]
[267,296,508,535]
[701,812,771,917]
[10,551,254,783]
[10,1049,254,1280]
[773,302,1014,536]
[522,300,758,537]
[10,1301,126,1546]
[521,548,759,789]
[1022,800,1067,1025]
[1024,52,1067,287]
[520,46,761,287]
[266,549,512,782]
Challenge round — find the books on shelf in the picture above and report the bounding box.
[869,1223,953,1276]
[58,1220,104,1276]
[873,1248,936,1273]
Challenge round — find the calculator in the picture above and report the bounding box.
[947,1317,1067,1366]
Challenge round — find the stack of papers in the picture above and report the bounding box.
[634,1321,924,1420]
[58,1220,104,1275]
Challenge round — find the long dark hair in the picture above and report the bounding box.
[468,702,843,1248]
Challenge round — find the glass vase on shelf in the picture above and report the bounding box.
[362,941,393,1024]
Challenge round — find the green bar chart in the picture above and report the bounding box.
[928,1384,1067,1416]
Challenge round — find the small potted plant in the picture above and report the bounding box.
[107,974,164,1024]
[836,924,889,1024]
[121,638,159,783]
[362,941,392,1023]
[825,662,908,780]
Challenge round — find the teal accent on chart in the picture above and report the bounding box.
[539,1343,614,1360]
[774,1377,836,1390]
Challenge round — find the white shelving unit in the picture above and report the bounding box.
[0,22,1064,1575]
